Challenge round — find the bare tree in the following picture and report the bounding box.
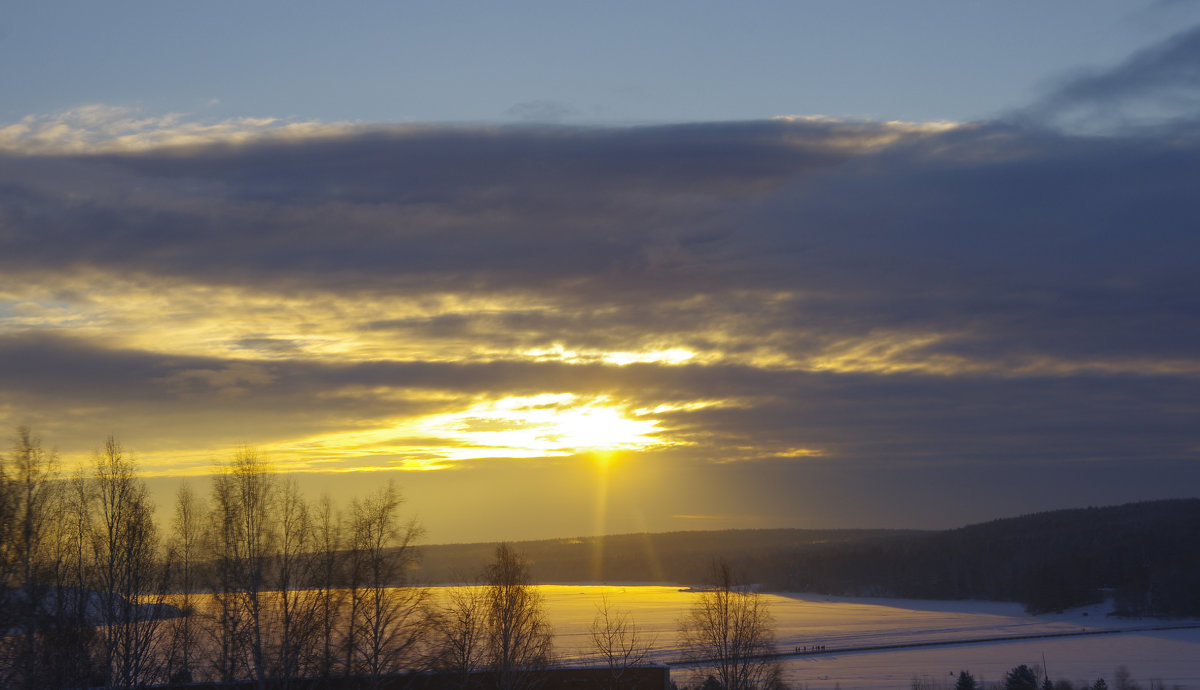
[310,493,346,680]
[205,447,277,685]
[90,436,168,688]
[678,560,781,690]
[165,480,202,684]
[54,468,98,675]
[205,458,248,683]
[270,476,319,684]
[485,543,552,690]
[430,581,488,687]
[591,593,656,689]
[0,452,15,682]
[347,481,428,686]
[0,447,11,585]
[0,427,67,689]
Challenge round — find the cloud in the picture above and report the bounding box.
[0,111,1197,529]
[3,328,1194,480]
[0,104,357,154]
[1030,23,1200,130]
[3,118,1196,376]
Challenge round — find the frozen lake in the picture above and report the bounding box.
[508,585,1200,689]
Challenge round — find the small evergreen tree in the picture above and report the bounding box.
[956,670,978,690]
[1005,665,1039,690]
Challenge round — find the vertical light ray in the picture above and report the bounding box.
[589,451,615,582]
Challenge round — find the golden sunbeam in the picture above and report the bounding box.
[590,454,611,582]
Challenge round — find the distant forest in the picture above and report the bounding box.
[417,499,1200,617]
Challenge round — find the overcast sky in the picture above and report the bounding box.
[2,2,1199,543]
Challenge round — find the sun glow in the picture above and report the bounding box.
[263,394,664,470]
[541,404,651,450]
[523,343,696,366]
[438,394,662,456]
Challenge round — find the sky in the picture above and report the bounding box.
[2,2,1199,543]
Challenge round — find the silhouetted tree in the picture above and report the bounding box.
[270,476,318,685]
[2,431,444,688]
[347,481,428,686]
[955,670,978,690]
[0,426,72,689]
[1005,665,1040,690]
[166,480,202,684]
[310,493,346,680]
[90,436,167,687]
[591,593,656,690]
[678,560,781,690]
[485,543,553,690]
[48,467,99,685]
[205,447,277,685]
[431,581,488,687]
[1114,666,1141,690]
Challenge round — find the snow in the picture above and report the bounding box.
[511,585,1200,689]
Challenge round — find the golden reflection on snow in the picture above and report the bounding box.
[161,584,1200,688]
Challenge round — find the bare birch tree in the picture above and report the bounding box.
[53,469,99,683]
[91,436,167,688]
[270,476,318,684]
[678,560,781,690]
[591,593,655,689]
[348,481,428,686]
[485,543,552,690]
[166,480,202,684]
[430,581,488,687]
[310,494,346,680]
[0,427,65,689]
[205,447,277,685]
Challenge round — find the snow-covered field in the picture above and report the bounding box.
[518,585,1200,689]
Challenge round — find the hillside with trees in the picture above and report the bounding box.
[417,500,1200,617]
[413,528,917,585]
[768,499,1200,616]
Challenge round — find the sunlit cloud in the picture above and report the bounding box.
[255,394,668,471]
[4,270,1197,395]
[0,104,357,154]
[770,115,964,150]
[1,103,1198,540]
[523,344,697,366]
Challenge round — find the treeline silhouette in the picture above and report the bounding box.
[414,528,916,584]
[910,662,1184,690]
[418,501,1200,617]
[0,428,554,689]
[759,499,1200,616]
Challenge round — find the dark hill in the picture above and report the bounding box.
[412,528,916,585]
[412,499,1200,617]
[773,498,1200,616]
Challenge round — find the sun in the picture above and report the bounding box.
[542,404,658,452]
